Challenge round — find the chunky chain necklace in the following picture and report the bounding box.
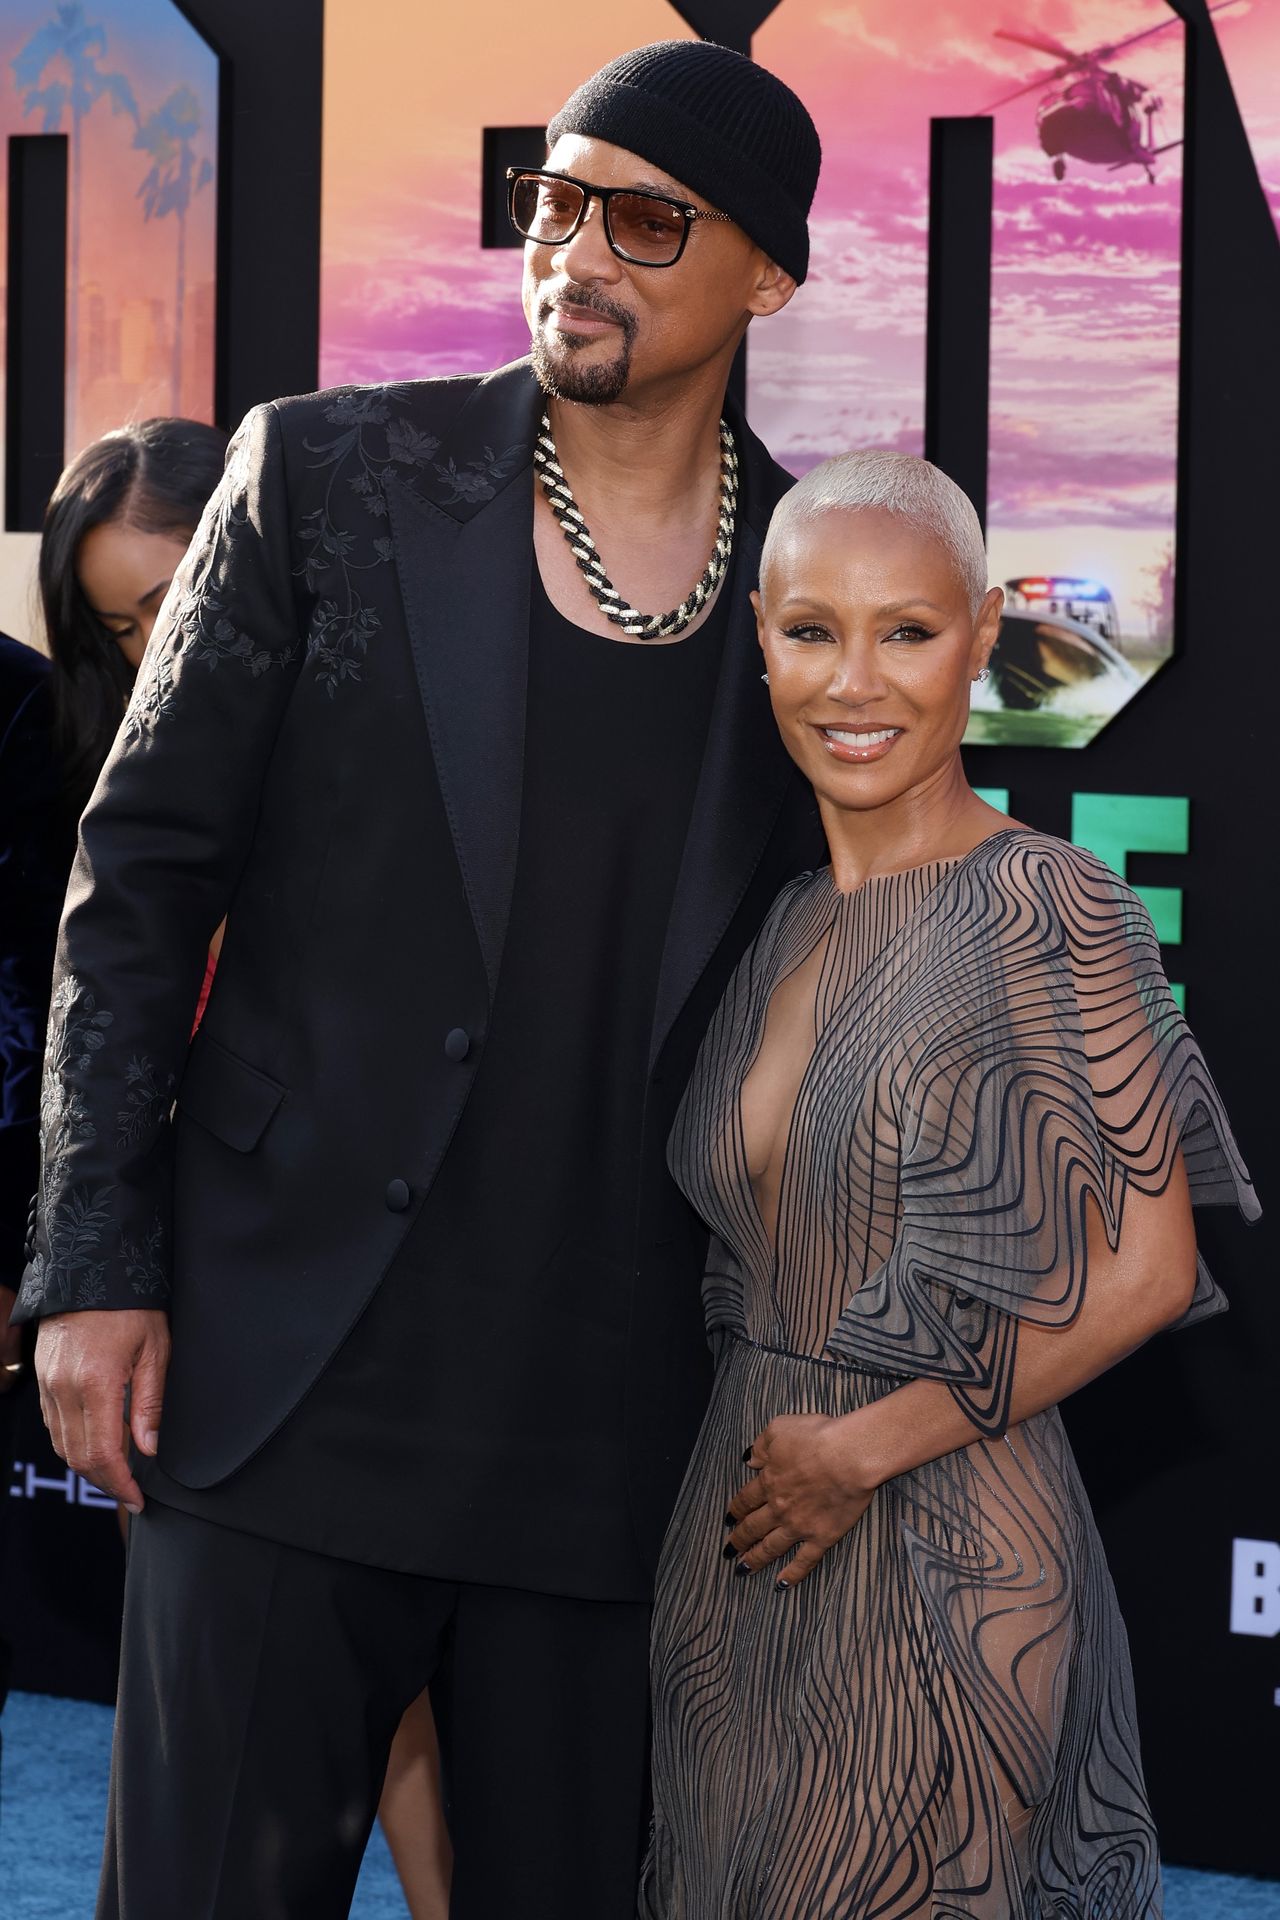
[534,412,738,640]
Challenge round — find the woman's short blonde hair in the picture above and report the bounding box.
[762,450,989,617]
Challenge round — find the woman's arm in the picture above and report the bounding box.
[726,1152,1196,1587]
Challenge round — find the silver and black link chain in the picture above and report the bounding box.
[534,413,738,640]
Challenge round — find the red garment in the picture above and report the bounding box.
[192,950,217,1036]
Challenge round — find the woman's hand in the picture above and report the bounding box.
[725,1412,880,1588]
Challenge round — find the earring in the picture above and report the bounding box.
[976,667,990,683]
[760,672,770,685]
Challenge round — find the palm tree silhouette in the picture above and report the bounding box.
[12,4,138,447]
[134,85,213,412]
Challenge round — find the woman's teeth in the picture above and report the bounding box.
[823,728,901,746]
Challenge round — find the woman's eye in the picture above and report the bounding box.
[781,623,833,644]
[885,623,935,644]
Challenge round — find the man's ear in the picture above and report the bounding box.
[748,256,799,320]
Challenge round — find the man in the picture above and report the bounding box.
[17,39,824,1919]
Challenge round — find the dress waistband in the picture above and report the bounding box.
[722,1326,906,1385]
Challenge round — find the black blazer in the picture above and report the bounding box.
[16,360,821,1566]
[0,634,69,1289]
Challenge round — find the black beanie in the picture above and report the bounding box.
[546,40,822,284]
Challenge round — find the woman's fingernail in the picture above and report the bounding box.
[723,1511,735,1527]
[722,1542,737,1560]
[124,1502,142,1517]
[734,1562,751,1577]
[142,1431,159,1453]
[775,1578,790,1592]
[741,1449,753,1465]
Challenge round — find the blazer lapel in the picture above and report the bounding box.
[387,363,541,998]
[387,360,798,1042]
[649,503,796,1072]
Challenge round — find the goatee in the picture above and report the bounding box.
[531,334,633,405]
[530,288,637,406]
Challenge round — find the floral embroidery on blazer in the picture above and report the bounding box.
[18,376,529,1323]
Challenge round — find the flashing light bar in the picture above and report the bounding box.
[1008,576,1110,601]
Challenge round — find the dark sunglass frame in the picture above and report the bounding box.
[506,167,731,267]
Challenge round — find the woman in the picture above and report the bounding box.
[40,418,230,818]
[641,451,1256,1917]
[39,420,452,1917]
[41,419,231,1022]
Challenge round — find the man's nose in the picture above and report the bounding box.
[553,196,620,283]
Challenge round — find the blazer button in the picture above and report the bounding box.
[385,1179,411,1213]
[444,1027,471,1063]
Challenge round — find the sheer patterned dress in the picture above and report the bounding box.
[640,828,1256,1920]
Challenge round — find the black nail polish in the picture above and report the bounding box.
[723,1511,735,1527]
[741,1449,753,1465]
[722,1541,737,1559]
[734,1562,751,1577]
[775,1579,790,1593]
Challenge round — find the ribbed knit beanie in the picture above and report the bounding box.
[546,41,822,284]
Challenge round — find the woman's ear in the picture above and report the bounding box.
[974,586,1003,675]
[751,587,767,651]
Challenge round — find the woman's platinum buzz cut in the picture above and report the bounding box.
[761,449,989,618]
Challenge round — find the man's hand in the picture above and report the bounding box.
[0,1284,23,1394]
[36,1308,171,1512]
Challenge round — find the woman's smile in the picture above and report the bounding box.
[815,724,904,763]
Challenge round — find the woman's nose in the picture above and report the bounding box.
[826,643,889,705]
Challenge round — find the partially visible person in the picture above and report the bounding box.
[39,418,230,819]
[37,415,450,1916]
[0,630,72,1722]
[642,450,1258,1918]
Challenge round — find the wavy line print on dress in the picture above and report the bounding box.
[643,828,1255,1920]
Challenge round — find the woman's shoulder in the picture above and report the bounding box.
[758,864,828,934]
[961,825,1158,954]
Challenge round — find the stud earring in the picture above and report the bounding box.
[760,672,770,685]
[976,667,990,683]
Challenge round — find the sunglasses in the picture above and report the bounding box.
[506,167,732,268]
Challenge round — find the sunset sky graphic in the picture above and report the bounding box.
[318,0,1273,652]
[0,0,1269,682]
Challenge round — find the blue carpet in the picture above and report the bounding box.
[1,1691,1276,1918]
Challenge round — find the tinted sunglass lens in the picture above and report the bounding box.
[608,194,686,264]
[512,174,584,244]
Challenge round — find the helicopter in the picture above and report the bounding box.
[987,2,1241,183]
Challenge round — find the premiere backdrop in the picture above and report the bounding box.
[0,0,1276,1881]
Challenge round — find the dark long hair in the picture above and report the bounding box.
[39,416,229,811]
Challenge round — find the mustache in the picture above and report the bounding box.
[538,283,638,345]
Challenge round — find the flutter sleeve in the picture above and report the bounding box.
[825,834,1258,1434]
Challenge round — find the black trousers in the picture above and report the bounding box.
[98,1501,653,1919]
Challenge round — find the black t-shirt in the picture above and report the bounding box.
[148,561,730,1600]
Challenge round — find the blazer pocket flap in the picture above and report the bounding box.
[176,1035,286,1153]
